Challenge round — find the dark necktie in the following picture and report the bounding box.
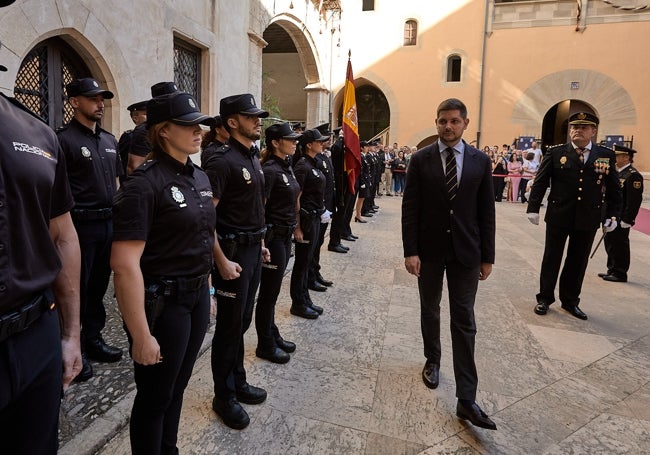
[576,147,585,164]
[445,148,457,201]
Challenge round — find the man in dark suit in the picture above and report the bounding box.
[527,112,622,320]
[402,98,497,430]
[599,144,643,283]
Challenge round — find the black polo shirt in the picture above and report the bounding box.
[203,138,265,233]
[315,152,335,212]
[112,152,216,277]
[129,123,150,158]
[200,140,225,169]
[0,94,74,311]
[294,155,325,212]
[57,117,122,209]
[263,154,300,226]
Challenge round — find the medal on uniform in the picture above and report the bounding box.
[171,186,187,208]
[282,174,289,185]
[560,156,567,165]
[242,167,251,184]
[81,146,92,158]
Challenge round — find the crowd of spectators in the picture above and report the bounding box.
[484,143,540,202]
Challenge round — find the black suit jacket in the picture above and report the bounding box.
[402,141,495,268]
[527,143,622,231]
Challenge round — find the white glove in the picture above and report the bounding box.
[320,210,332,224]
[620,221,632,229]
[527,213,540,225]
[603,218,618,233]
[360,184,366,189]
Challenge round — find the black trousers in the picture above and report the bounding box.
[255,235,292,349]
[493,176,505,201]
[519,178,529,202]
[537,225,597,308]
[329,206,344,246]
[418,251,480,401]
[308,222,328,282]
[129,283,209,455]
[74,219,113,342]
[342,191,358,237]
[211,242,262,400]
[604,225,631,279]
[0,305,61,455]
[290,217,320,306]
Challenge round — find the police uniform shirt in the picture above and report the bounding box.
[617,163,644,225]
[315,152,335,212]
[0,94,74,310]
[57,117,123,209]
[117,129,133,172]
[129,123,151,158]
[263,154,300,226]
[200,139,225,169]
[112,152,216,277]
[203,138,265,232]
[293,155,326,212]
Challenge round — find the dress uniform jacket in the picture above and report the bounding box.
[617,164,644,226]
[527,143,622,230]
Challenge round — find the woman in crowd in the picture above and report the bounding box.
[520,151,538,203]
[507,152,523,202]
[255,123,301,362]
[391,150,407,195]
[111,92,216,454]
[354,141,372,223]
[492,148,507,202]
[290,128,328,319]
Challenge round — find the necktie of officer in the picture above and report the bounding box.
[576,147,585,164]
[445,148,457,201]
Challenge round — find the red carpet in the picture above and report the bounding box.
[633,207,650,235]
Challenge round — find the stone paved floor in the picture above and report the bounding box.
[61,194,650,455]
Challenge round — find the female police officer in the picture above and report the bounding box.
[110,92,216,454]
[290,128,328,319]
[255,123,301,363]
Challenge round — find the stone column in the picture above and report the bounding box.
[304,83,329,128]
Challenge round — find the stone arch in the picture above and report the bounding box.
[512,69,636,136]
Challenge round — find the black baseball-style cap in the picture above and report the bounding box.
[127,100,148,112]
[66,78,114,99]
[150,81,178,98]
[146,92,215,129]
[300,128,329,145]
[315,123,331,136]
[568,112,599,126]
[220,93,269,118]
[265,122,302,141]
[613,144,636,155]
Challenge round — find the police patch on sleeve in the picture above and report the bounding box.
[171,186,187,207]
[633,181,642,190]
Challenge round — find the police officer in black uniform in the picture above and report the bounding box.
[57,77,123,381]
[117,100,147,174]
[290,128,329,319]
[327,127,357,247]
[0,3,82,447]
[527,112,622,320]
[599,144,644,283]
[126,81,179,175]
[254,123,301,364]
[111,91,216,454]
[203,93,270,430]
[355,140,372,222]
[200,115,230,168]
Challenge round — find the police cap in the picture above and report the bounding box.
[66,78,114,99]
[568,112,599,126]
[613,144,636,156]
[333,126,342,134]
[146,92,215,129]
[213,115,223,128]
[150,81,178,98]
[220,93,269,118]
[300,128,329,145]
[127,100,148,112]
[360,140,369,147]
[266,122,301,141]
[315,123,331,136]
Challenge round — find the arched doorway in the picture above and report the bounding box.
[14,37,92,129]
[416,135,438,149]
[542,99,596,149]
[355,84,389,141]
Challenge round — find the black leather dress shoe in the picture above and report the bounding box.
[354,217,367,223]
[534,302,549,315]
[372,205,379,210]
[597,272,610,278]
[74,354,93,382]
[561,304,588,320]
[308,281,327,292]
[421,362,439,389]
[349,234,359,239]
[236,383,267,404]
[602,274,627,283]
[212,396,250,430]
[456,401,497,430]
[316,274,333,286]
[361,212,373,217]
[86,336,122,363]
[307,301,324,315]
[256,346,290,364]
[275,337,296,353]
[290,304,319,319]
[327,244,348,254]
[341,235,356,242]
[339,244,350,251]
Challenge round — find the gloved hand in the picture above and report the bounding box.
[320,210,332,224]
[620,221,632,229]
[603,218,618,233]
[360,184,366,189]
[527,213,540,225]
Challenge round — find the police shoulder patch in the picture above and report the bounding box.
[633,181,642,190]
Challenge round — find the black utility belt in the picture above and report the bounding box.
[0,293,52,343]
[71,207,112,220]
[145,273,210,295]
[268,224,296,238]
[218,227,267,245]
[299,208,323,219]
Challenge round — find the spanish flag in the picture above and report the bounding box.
[342,54,361,194]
